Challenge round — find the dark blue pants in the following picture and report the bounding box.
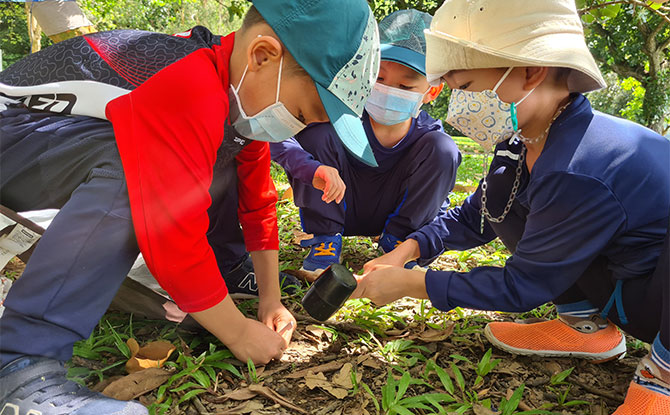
[486,162,669,346]
[290,131,455,240]
[0,108,245,366]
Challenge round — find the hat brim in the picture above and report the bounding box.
[380,44,426,75]
[316,83,378,167]
[424,28,606,93]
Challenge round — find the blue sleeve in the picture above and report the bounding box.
[425,173,626,312]
[269,138,321,185]
[408,180,497,261]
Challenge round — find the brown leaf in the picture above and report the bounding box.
[217,400,265,414]
[280,186,293,201]
[125,339,176,374]
[306,325,333,341]
[223,387,258,401]
[415,323,455,342]
[303,371,348,399]
[286,361,344,379]
[102,368,171,400]
[248,384,307,414]
[473,403,497,415]
[332,363,360,389]
[292,229,314,245]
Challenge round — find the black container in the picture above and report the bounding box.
[301,263,357,321]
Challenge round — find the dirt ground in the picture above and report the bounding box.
[2,254,639,415]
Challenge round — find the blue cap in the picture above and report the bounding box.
[378,9,432,75]
[254,0,380,166]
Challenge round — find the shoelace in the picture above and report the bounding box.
[313,242,337,257]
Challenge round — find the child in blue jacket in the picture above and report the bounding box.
[353,1,670,412]
[271,9,460,275]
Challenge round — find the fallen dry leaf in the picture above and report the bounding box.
[286,360,344,379]
[332,363,361,389]
[473,403,497,415]
[248,384,307,414]
[415,323,455,342]
[306,325,333,341]
[217,400,264,414]
[125,338,175,373]
[223,387,258,401]
[292,229,313,245]
[102,367,171,400]
[280,186,293,201]
[384,329,406,337]
[304,371,348,399]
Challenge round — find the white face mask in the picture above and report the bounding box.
[365,82,428,125]
[229,54,306,143]
[445,67,535,152]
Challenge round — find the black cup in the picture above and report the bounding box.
[301,263,357,321]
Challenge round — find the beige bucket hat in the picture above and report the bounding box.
[424,0,607,92]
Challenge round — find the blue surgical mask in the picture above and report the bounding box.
[229,55,306,142]
[364,82,428,125]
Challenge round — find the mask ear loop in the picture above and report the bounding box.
[235,65,249,94]
[275,53,284,104]
[492,67,514,92]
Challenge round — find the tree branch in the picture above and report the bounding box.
[660,34,670,52]
[589,21,647,82]
[579,0,670,26]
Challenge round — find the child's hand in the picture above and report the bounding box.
[363,252,406,273]
[228,318,287,364]
[258,299,296,346]
[312,165,345,204]
[363,239,421,274]
[189,294,286,365]
[351,266,429,306]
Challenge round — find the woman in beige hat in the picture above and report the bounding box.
[352,0,670,412]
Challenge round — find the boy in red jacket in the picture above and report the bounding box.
[0,1,380,413]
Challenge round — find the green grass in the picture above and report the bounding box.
[62,135,598,413]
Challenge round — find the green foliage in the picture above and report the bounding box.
[80,0,247,34]
[577,0,670,133]
[375,368,455,415]
[246,358,261,384]
[367,0,440,20]
[0,3,52,69]
[340,298,406,335]
[544,367,590,410]
[152,343,242,412]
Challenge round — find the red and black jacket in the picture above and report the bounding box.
[0,27,279,312]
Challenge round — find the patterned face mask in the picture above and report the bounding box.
[445,67,534,152]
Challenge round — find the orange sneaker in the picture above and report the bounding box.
[484,318,626,362]
[613,381,670,415]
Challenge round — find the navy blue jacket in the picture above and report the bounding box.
[416,94,670,312]
[271,110,448,183]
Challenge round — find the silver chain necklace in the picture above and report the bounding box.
[479,100,572,234]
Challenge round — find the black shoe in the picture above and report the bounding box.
[223,257,302,298]
[0,357,148,415]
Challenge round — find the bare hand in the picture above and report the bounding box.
[351,265,429,306]
[227,317,286,365]
[258,299,297,346]
[363,251,406,274]
[312,165,345,204]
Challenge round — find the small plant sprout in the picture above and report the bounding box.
[247,358,261,384]
[547,367,590,409]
